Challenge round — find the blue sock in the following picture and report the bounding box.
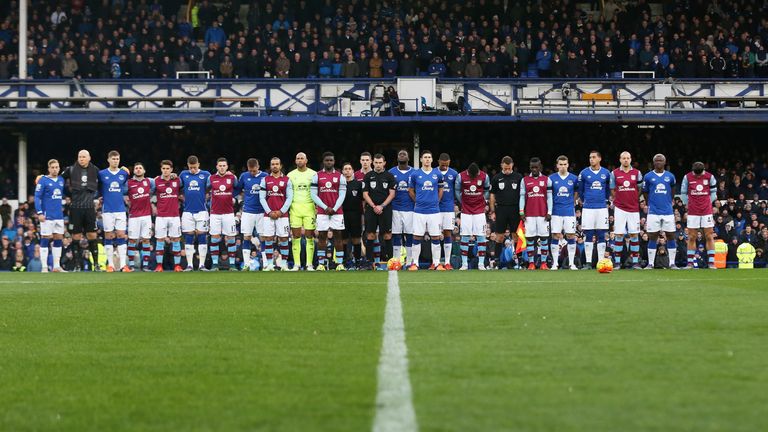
[460,235,470,266]
[648,240,657,250]
[596,230,607,244]
[172,241,181,265]
[115,237,126,247]
[667,239,676,250]
[393,235,401,246]
[196,233,207,246]
[184,233,195,245]
[405,234,413,247]
[41,238,50,248]
[243,239,252,254]
[227,238,237,266]
[53,239,62,247]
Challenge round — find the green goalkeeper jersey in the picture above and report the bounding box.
[287,168,317,214]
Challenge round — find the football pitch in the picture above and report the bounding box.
[1,270,766,431]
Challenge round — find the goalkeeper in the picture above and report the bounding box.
[287,152,318,270]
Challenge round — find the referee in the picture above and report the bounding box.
[60,150,101,271]
[362,153,396,268]
[489,155,523,267]
[341,162,363,268]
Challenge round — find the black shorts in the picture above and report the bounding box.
[342,211,362,239]
[70,208,98,234]
[494,206,520,234]
[364,206,393,234]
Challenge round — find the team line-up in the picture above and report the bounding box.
[34,148,719,272]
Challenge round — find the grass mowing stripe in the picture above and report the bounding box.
[373,271,418,432]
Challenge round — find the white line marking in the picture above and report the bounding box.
[373,270,418,432]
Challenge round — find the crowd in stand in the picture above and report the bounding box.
[3,0,768,80]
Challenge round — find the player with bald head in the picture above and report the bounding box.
[642,154,679,269]
[610,151,643,269]
[287,152,318,270]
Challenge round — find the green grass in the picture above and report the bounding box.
[1,270,767,431]
[400,271,768,432]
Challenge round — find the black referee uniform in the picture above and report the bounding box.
[362,169,396,264]
[362,170,396,234]
[61,162,100,233]
[342,177,363,239]
[61,161,101,270]
[490,170,523,259]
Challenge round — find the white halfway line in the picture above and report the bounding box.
[373,270,418,432]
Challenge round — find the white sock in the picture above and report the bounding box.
[667,248,676,267]
[432,243,442,266]
[551,241,560,267]
[585,241,594,266]
[52,246,62,269]
[118,244,127,268]
[242,249,250,267]
[198,244,208,269]
[393,245,402,262]
[648,248,657,268]
[411,243,421,266]
[443,242,451,264]
[40,246,49,271]
[105,244,114,267]
[406,246,413,265]
[597,242,606,261]
[567,243,576,267]
[185,244,195,267]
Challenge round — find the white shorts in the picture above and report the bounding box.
[392,210,413,234]
[440,212,455,231]
[460,213,486,237]
[525,216,550,237]
[128,215,152,239]
[687,214,714,229]
[241,212,264,237]
[646,214,675,233]
[40,219,65,236]
[582,208,609,230]
[182,211,209,233]
[103,212,127,232]
[209,213,237,236]
[155,216,181,238]
[613,208,641,235]
[413,212,442,237]
[261,216,290,238]
[550,215,576,235]
[317,214,345,231]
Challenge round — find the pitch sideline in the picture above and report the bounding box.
[372,270,418,432]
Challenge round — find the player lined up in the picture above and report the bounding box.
[35,149,719,271]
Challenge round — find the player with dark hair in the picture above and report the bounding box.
[437,153,458,269]
[363,153,396,269]
[311,152,347,270]
[549,155,579,270]
[389,149,415,265]
[154,160,183,272]
[578,150,611,269]
[643,154,679,269]
[408,150,445,270]
[127,162,155,271]
[341,162,364,268]
[681,161,718,269]
[520,157,553,270]
[207,157,239,271]
[455,162,490,270]
[259,158,293,271]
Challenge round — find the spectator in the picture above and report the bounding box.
[204,21,226,49]
[220,55,234,79]
[342,54,359,78]
[369,52,383,78]
[465,57,483,78]
[61,51,78,78]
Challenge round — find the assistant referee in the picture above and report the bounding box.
[362,153,396,266]
[489,155,523,266]
[60,149,101,271]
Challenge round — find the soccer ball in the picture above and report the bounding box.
[596,258,613,273]
[387,258,402,271]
